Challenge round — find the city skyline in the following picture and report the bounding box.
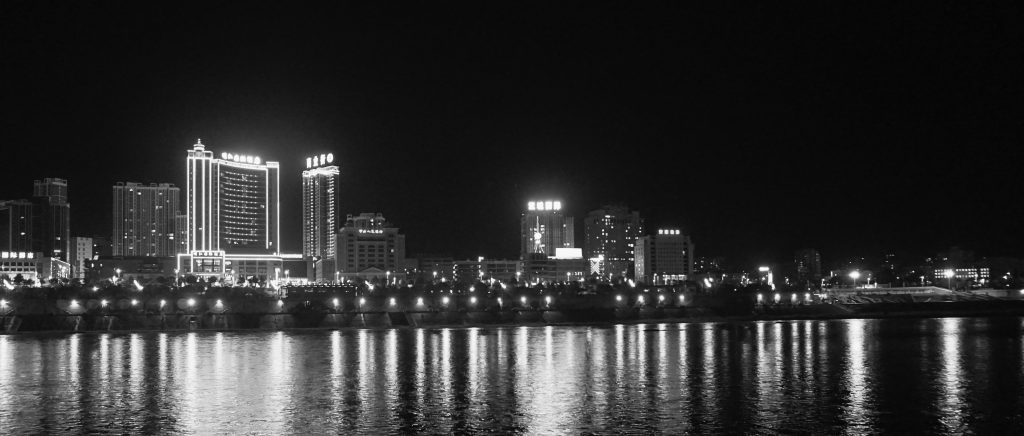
[2,3,1022,266]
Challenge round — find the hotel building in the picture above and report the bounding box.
[177,139,283,281]
[634,228,695,285]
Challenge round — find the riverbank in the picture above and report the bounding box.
[4,299,1024,334]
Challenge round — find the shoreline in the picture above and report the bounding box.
[4,304,1024,336]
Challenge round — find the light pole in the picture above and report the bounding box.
[944,269,954,290]
[849,270,861,289]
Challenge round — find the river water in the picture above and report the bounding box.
[1,317,1023,434]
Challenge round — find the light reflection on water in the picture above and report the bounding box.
[1,317,1024,434]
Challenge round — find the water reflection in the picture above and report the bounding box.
[1,319,1023,434]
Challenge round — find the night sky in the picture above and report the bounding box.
[3,3,1022,267]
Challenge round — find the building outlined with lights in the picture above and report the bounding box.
[177,139,282,281]
[302,153,339,281]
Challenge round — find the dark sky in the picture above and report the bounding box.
[3,3,1022,267]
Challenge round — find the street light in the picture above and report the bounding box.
[849,271,861,289]
[944,269,955,290]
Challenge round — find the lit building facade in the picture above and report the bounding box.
[113,182,181,257]
[634,229,695,285]
[178,139,282,280]
[336,213,406,281]
[520,200,574,259]
[302,153,340,281]
[69,236,92,280]
[583,205,643,278]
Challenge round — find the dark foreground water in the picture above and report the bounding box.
[2,318,1024,434]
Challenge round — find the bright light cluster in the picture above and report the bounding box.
[657,229,681,235]
[527,200,562,211]
[306,153,335,168]
[0,252,34,259]
[220,152,262,165]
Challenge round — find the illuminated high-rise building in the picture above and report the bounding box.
[794,248,822,288]
[583,204,643,278]
[520,200,574,259]
[112,182,180,257]
[302,153,339,281]
[179,139,282,280]
[634,228,694,285]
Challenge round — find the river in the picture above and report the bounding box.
[2,317,1023,434]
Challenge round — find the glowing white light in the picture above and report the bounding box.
[134,279,143,291]
[333,298,339,307]
[943,269,954,278]
[159,300,166,308]
[805,293,811,301]
[773,293,780,303]
[70,299,79,308]
[416,297,424,306]
[520,296,527,304]
[790,293,797,303]
[545,201,553,210]
[616,295,622,301]
[326,153,334,163]
[758,266,770,272]
[638,296,645,304]
[658,295,665,302]
[545,296,552,304]
[756,293,763,302]
[359,298,366,306]
[306,157,312,168]
[849,271,861,280]
[679,294,685,302]
[442,296,450,305]
[101,299,108,307]
[470,296,477,304]
[131,299,138,306]
[215,299,223,308]
[221,152,228,159]
[528,201,536,211]
[553,201,561,210]
[92,286,98,292]
[187,298,196,307]
[469,286,475,292]
[276,300,284,307]
[390,298,397,306]
[0,299,7,308]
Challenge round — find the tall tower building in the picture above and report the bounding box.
[583,204,643,278]
[302,153,339,281]
[31,178,70,260]
[69,236,93,279]
[112,182,181,257]
[180,139,282,280]
[520,200,574,259]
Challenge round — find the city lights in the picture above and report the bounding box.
[131,299,138,306]
[442,296,450,305]
[470,296,477,304]
[416,297,424,306]
[160,300,166,308]
[333,298,340,307]
[616,295,622,301]
[215,299,223,308]
[187,298,196,307]
[70,299,79,308]
[101,299,108,308]
[390,298,397,306]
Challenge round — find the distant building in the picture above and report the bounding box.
[0,200,34,253]
[69,236,92,280]
[91,236,113,258]
[583,205,643,278]
[634,229,694,285]
[522,252,587,284]
[0,251,70,283]
[112,182,181,257]
[336,213,406,281]
[31,178,71,261]
[794,248,822,288]
[85,256,178,284]
[414,255,455,282]
[521,200,574,259]
[302,153,340,281]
